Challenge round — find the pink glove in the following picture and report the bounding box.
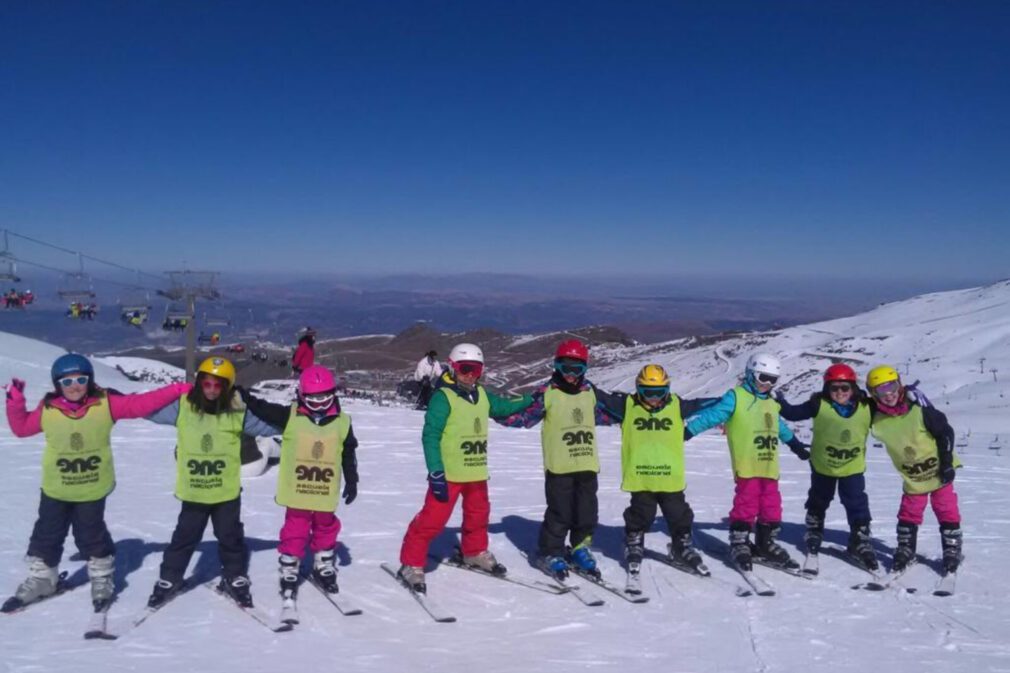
[6,378,26,403]
[176,382,194,396]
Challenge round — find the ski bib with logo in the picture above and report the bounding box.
[440,387,491,483]
[175,402,244,504]
[725,387,781,480]
[277,406,349,511]
[542,388,599,474]
[41,399,115,502]
[811,400,871,477]
[621,395,685,493]
[871,405,962,494]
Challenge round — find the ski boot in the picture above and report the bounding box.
[87,555,115,611]
[891,523,918,573]
[219,575,254,608]
[462,550,507,577]
[279,554,300,597]
[396,565,426,594]
[753,522,799,570]
[540,555,569,581]
[804,511,825,556]
[847,523,879,572]
[1,556,59,613]
[729,522,753,571]
[312,548,340,593]
[669,529,708,574]
[624,531,645,574]
[569,544,601,580]
[147,578,182,609]
[940,523,963,574]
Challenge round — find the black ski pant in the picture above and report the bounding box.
[623,490,694,538]
[805,471,871,526]
[159,497,247,584]
[416,379,434,410]
[27,491,115,567]
[538,470,598,558]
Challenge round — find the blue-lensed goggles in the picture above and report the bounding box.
[637,385,669,400]
[554,361,587,377]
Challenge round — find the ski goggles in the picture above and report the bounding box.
[754,372,778,385]
[871,380,901,398]
[200,378,225,391]
[58,375,89,387]
[554,360,588,377]
[828,383,855,394]
[637,385,669,400]
[302,392,335,412]
[452,361,484,377]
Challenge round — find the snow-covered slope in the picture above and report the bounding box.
[1,282,1009,673]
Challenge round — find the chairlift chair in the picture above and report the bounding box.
[0,254,20,283]
[57,272,96,302]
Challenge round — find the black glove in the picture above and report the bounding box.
[427,471,449,502]
[939,449,955,484]
[787,437,810,461]
[342,481,357,505]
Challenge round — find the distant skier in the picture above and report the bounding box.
[684,353,810,572]
[2,354,188,613]
[865,365,962,574]
[413,350,443,410]
[291,328,316,377]
[498,339,622,580]
[396,343,533,593]
[776,363,878,570]
[143,357,282,610]
[239,365,359,598]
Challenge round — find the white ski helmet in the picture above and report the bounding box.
[746,352,782,377]
[448,343,484,365]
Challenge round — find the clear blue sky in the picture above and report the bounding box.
[1,2,1008,280]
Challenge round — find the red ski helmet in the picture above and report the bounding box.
[555,339,589,363]
[299,365,336,395]
[823,363,858,384]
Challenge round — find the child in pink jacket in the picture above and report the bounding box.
[2,353,189,613]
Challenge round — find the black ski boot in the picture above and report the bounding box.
[147,578,182,609]
[804,511,825,555]
[219,575,254,608]
[669,529,707,574]
[729,522,753,571]
[312,548,340,593]
[753,522,799,570]
[847,522,879,572]
[279,554,300,598]
[940,523,963,573]
[624,531,644,573]
[891,523,918,573]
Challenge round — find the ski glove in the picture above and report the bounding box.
[787,437,811,461]
[5,378,25,403]
[342,481,357,505]
[939,448,956,484]
[428,471,449,502]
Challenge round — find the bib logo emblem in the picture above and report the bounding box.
[572,408,584,425]
[763,412,774,430]
[840,429,852,444]
[201,433,214,453]
[70,432,85,452]
[473,418,482,434]
[903,445,916,461]
[311,441,325,460]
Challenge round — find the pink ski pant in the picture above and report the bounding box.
[898,483,961,525]
[277,508,341,558]
[729,477,783,525]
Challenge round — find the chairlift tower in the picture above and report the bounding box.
[158,271,221,382]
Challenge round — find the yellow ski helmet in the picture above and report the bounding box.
[197,356,236,387]
[636,364,670,388]
[866,365,900,390]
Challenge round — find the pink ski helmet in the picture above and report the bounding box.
[299,365,336,395]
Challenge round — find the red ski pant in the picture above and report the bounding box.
[897,483,961,525]
[728,477,783,525]
[399,480,490,567]
[277,507,341,558]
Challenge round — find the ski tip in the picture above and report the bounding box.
[273,623,295,632]
[84,631,118,641]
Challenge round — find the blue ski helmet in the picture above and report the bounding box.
[51,353,94,382]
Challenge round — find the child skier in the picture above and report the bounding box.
[144,357,283,609]
[239,365,359,598]
[865,365,961,574]
[396,343,533,593]
[499,339,621,580]
[684,352,810,572]
[776,363,878,571]
[3,353,188,612]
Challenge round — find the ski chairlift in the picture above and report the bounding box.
[57,271,96,302]
[0,254,20,283]
[119,288,152,326]
[162,302,192,332]
[203,311,232,328]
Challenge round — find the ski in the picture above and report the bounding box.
[430,552,572,596]
[933,570,957,597]
[279,590,299,625]
[751,556,813,580]
[854,563,914,592]
[305,574,363,616]
[83,606,117,640]
[543,573,605,606]
[802,553,819,577]
[735,566,776,597]
[625,568,643,596]
[1,572,73,614]
[203,582,293,633]
[126,580,197,632]
[571,567,650,603]
[380,563,456,623]
[645,549,712,578]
